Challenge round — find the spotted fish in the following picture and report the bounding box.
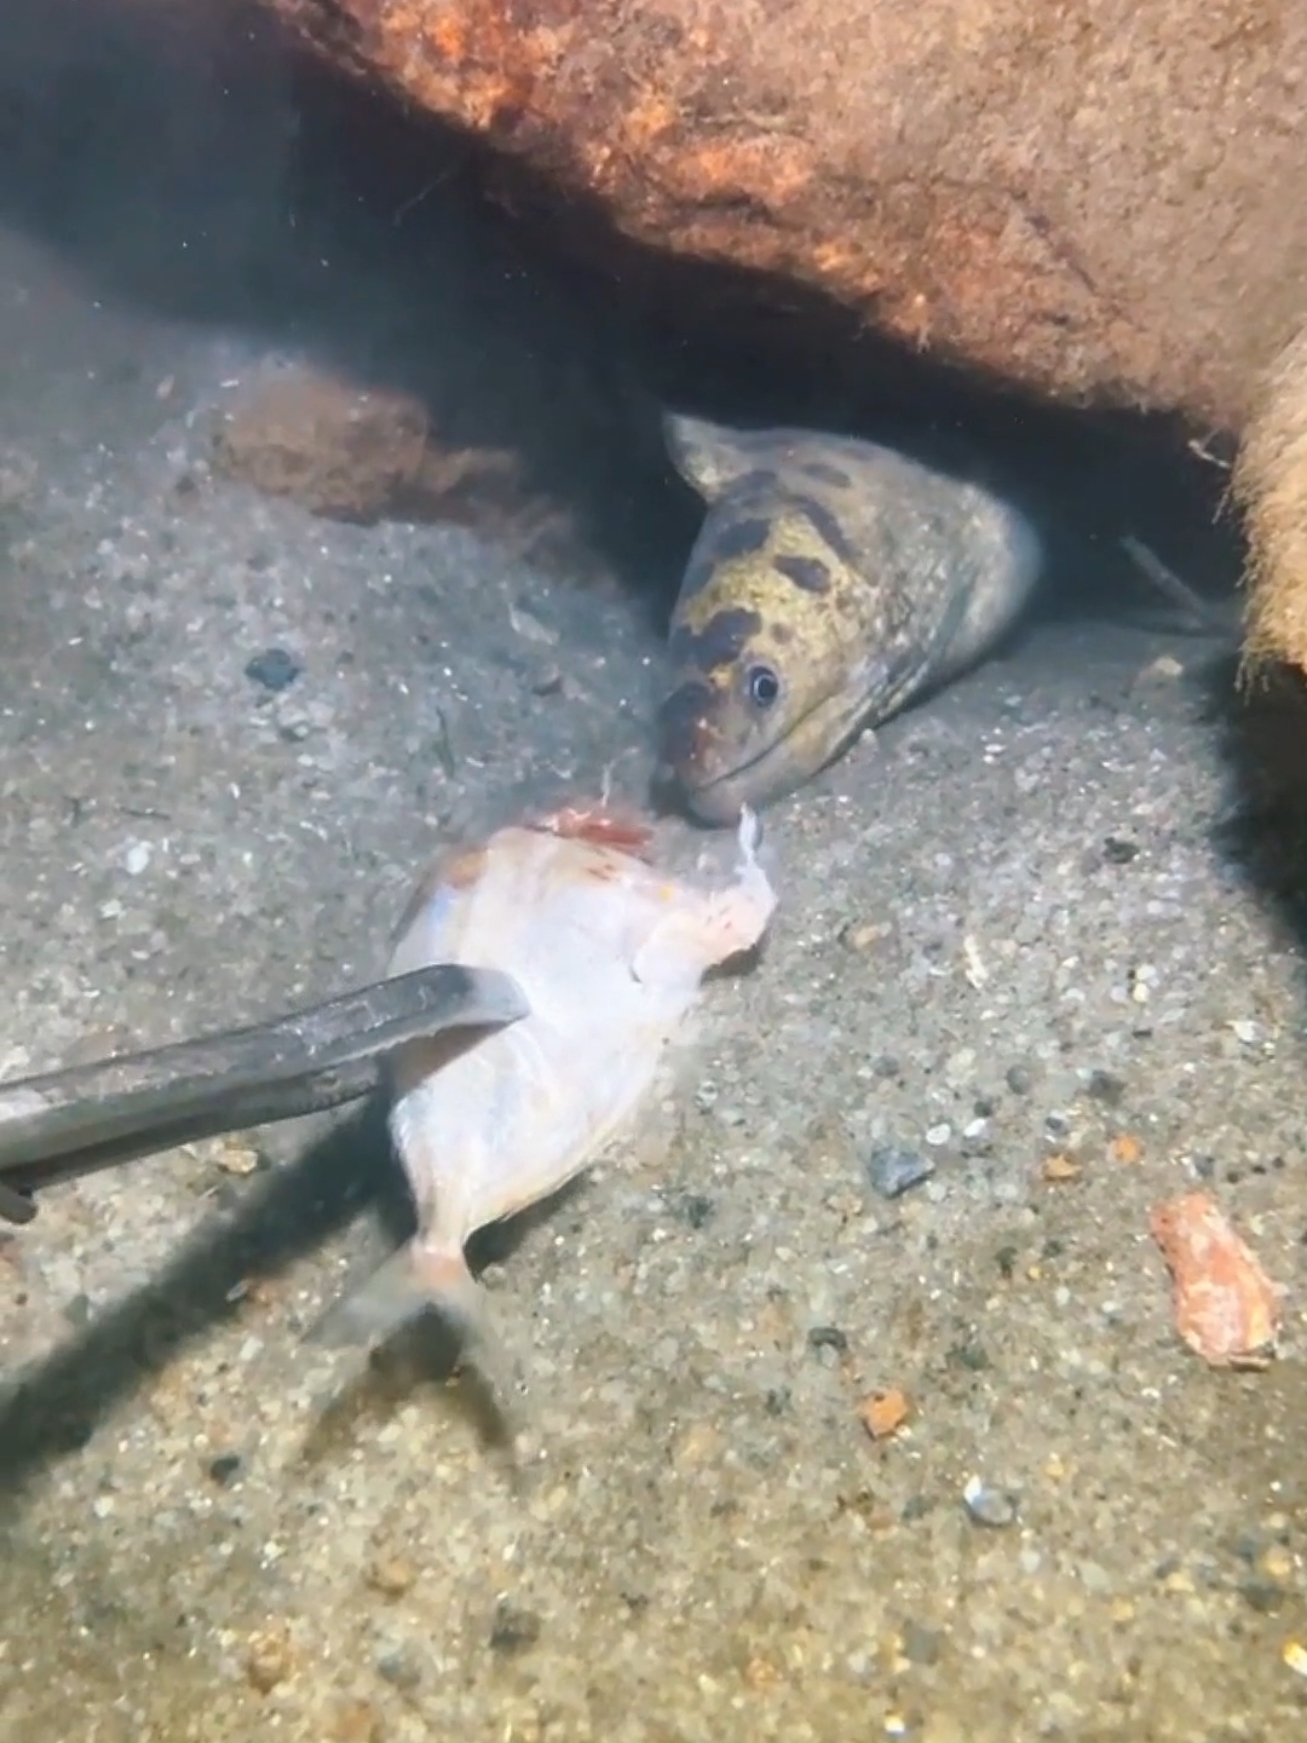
[656,412,1043,823]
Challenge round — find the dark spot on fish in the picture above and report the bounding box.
[802,460,854,488]
[704,515,772,564]
[791,494,859,566]
[773,554,832,594]
[668,606,762,674]
[657,678,717,766]
[736,467,781,494]
[772,622,794,644]
[677,513,773,600]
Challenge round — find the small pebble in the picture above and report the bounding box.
[207,1452,242,1486]
[962,1475,1019,1528]
[245,1628,293,1693]
[365,1555,416,1599]
[1042,1153,1082,1184]
[1087,1069,1126,1106]
[1241,1577,1287,1614]
[124,841,151,876]
[488,1601,542,1655]
[866,1145,935,1200]
[1005,1063,1034,1096]
[375,1645,423,1690]
[924,1123,951,1147]
[807,1324,849,1355]
[1103,836,1139,864]
[859,1387,910,1440]
[900,1619,942,1665]
[245,647,302,692]
[330,1699,384,1743]
[678,1193,715,1229]
[213,1136,261,1177]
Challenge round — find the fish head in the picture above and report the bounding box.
[657,413,905,824]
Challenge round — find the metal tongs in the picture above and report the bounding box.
[0,963,528,1226]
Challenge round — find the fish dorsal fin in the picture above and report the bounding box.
[663,411,782,503]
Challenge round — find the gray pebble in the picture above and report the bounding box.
[244,647,302,692]
[376,1644,423,1689]
[901,1619,943,1665]
[207,1452,242,1486]
[962,1475,1019,1528]
[1005,1063,1034,1096]
[866,1145,935,1199]
[1087,1069,1126,1106]
[489,1601,542,1655]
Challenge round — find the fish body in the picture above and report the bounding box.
[657,412,1043,823]
[316,804,776,1364]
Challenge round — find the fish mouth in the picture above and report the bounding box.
[670,741,806,826]
[658,682,876,826]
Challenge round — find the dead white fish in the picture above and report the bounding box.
[312,800,777,1377]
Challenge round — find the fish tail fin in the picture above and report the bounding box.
[306,1240,489,1354]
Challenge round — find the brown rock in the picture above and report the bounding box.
[265,2,1307,669]
[211,363,538,532]
[212,366,432,521]
[1236,324,1307,670]
[269,0,1307,433]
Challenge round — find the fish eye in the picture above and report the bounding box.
[746,664,781,709]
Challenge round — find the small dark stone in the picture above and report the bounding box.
[764,1387,791,1417]
[995,1244,1019,1281]
[1195,1152,1221,1180]
[1044,1112,1071,1138]
[1087,1069,1126,1106]
[1240,1578,1287,1615]
[207,1452,242,1486]
[375,1645,423,1689]
[807,1325,848,1354]
[244,647,302,693]
[871,1053,902,1079]
[866,1145,934,1200]
[946,1341,990,1372]
[62,1292,93,1329]
[901,1494,933,1523]
[679,1193,715,1230]
[1103,836,1140,864]
[901,1619,943,1665]
[1005,1063,1034,1096]
[489,1601,542,1655]
[973,1095,997,1118]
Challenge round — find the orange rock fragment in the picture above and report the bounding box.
[1149,1190,1282,1368]
[858,1387,911,1439]
[1108,1133,1144,1165]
